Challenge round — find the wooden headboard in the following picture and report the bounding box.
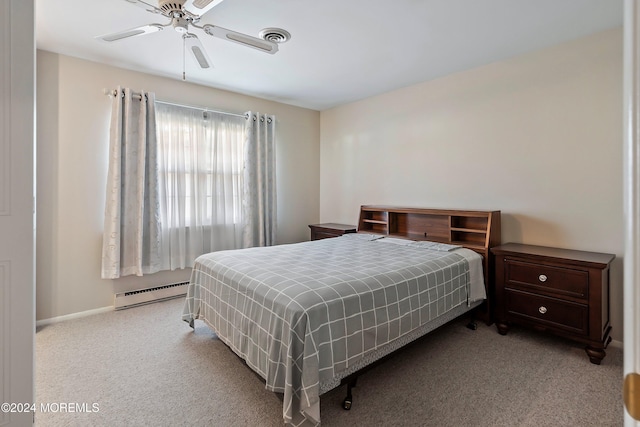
[357,205,501,323]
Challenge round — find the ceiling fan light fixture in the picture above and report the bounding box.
[172,16,189,33]
[258,28,291,44]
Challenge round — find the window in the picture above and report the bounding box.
[155,102,247,266]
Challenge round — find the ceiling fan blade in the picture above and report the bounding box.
[124,0,163,14]
[183,0,225,17]
[96,24,165,42]
[202,25,278,54]
[184,34,213,69]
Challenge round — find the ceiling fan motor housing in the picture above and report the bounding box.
[159,0,186,15]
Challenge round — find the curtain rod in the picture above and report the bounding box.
[104,88,247,119]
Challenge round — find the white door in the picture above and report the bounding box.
[0,1,35,426]
[624,1,640,425]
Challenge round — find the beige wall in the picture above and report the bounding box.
[37,28,626,343]
[320,29,624,342]
[36,51,320,321]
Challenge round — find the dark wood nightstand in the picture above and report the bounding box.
[308,223,357,241]
[492,243,615,364]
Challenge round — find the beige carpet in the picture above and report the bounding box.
[36,298,623,426]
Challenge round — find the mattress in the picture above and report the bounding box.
[182,233,485,426]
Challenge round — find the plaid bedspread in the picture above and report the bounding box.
[182,234,480,426]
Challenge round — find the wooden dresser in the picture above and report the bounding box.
[492,243,615,364]
[309,223,357,240]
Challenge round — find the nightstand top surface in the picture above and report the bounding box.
[492,242,615,266]
[308,223,357,231]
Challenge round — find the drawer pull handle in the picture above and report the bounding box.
[538,274,548,282]
[539,306,547,314]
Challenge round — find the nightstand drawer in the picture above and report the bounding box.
[505,289,588,335]
[505,259,588,300]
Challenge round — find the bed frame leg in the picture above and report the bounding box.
[342,378,357,410]
[466,313,478,330]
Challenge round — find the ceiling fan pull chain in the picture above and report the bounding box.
[182,34,186,81]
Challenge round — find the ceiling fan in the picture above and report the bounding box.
[96,0,290,72]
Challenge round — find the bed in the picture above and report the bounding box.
[182,206,501,426]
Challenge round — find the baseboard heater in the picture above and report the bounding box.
[114,281,189,310]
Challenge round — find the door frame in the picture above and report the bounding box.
[1,1,35,427]
[624,0,640,425]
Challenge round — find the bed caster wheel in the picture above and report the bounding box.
[466,321,477,330]
[342,398,352,410]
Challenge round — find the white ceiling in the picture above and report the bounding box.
[36,0,623,111]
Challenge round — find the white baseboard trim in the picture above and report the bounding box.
[36,306,114,327]
[610,339,623,349]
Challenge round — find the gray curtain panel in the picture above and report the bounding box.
[243,112,277,247]
[101,87,161,279]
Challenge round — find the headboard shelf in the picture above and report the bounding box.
[357,205,501,250]
[362,219,388,225]
[357,205,502,323]
[451,227,486,234]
